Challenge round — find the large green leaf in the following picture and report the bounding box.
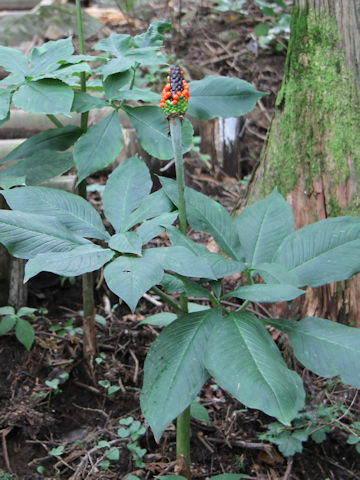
[146,246,216,279]
[2,187,109,241]
[141,309,221,439]
[0,151,74,189]
[16,318,35,351]
[71,92,108,113]
[123,106,193,160]
[123,189,173,231]
[113,88,161,103]
[224,284,305,302]
[109,232,142,255]
[273,217,360,287]
[137,212,178,244]
[102,156,152,232]
[29,37,74,76]
[13,79,74,115]
[205,312,305,425]
[1,125,82,165]
[187,76,264,120]
[0,45,28,78]
[104,250,164,311]
[94,34,132,56]
[0,211,89,259]
[234,189,294,267]
[133,21,171,48]
[103,70,132,99]
[267,317,360,389]
[255,262,300,286]
[73,111,123,183]
[25,245,114,281]
[0,89,11,121]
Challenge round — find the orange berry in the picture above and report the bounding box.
[172,100,178,105]
[167,69,171,73]
[180,70,184,75]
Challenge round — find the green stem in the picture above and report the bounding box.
[151,286,182,316]
[170,117,187,235]
[47,114,64,128]
[176,407,191,479]
[75,0,89,132]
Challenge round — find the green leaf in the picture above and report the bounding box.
[105,447,120,461]
[123,106,193,160]
[94,33,132,57]
[205,312,305,425]
[0,125,82,165]
[0,89,11,121]
[2,186,109,241]
[49,445,64,456]
[267,317,360,389]
[138,312,177,327]
[0,315,16,335]
[224,284,305,303]
[234,189,294,267]
[0,151,74,189]
[160,273,185,293]
[109,232,142,255]
[137,212,178,244]
[103,70,132,99]
[273,217,360,287]
[133,21,171,48]
[113,88,161,103]
[13,79,74,115]
[0,45,28,79]
[71,92,108,113]
[24,245,114,281]
[29,37,74,76]
[255,262,300,286]
[187,76,264,120]
[124,189,173,231]
[0,211,89,259]
[103,156,152,232]
[146,246,216,279]
[190,400,211,425]
[178,277,214,300]
[104,250,164,311]
[141,309,221,439]
[15,317,35,350]
[255,23,271,37]
[0,306,15,316]
[74,111,123,183]
[17,307,37,317]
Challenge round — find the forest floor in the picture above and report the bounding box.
[0,1,360,479]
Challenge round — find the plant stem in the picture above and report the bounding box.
[169,116,191,476]
[47,114,64,128]
[151,286,182,316]
[76,0,96,363]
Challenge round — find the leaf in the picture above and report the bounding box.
[256,262,300,286]
[190,400,211,425]
[273,217,360,287]
[205,312,305,425]
[0,211,89,259]
[93,33,132,57]
[0,45,28,78]
[3,186,109,241]
[160,273,184,293]
[0,151,74,189]
[187,76,264,120]
[0,316,16,335]
[146,246,216,279]
[138,312,177,327]
[133,21,171,48]
[224,284,305,303]
[113,88,161,103]
[74,111,123,183]
[124,189,173,231]
[109,232,142,255]
[123,106,194,160]
[29,37,74,76]
[0,306,15,316]
[0,125,82,165]
[13,79,74,115]
[15,317,35,350]
[104,250,164,311]
[71,92,108,113]
[17,307,37,317]
[0,89,11,121]
[137,212,178,244]
[102,156,152,232]
[24,245,114,281]
[234,189,294,267]
[267,317,360,389]
[140,309,221,439]
[103,70,132,99]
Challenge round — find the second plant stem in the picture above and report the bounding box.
[170,116,191,478]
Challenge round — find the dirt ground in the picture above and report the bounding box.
[0,1,360,479]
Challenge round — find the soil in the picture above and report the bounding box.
[0,1,360,480]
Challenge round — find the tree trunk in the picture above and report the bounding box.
[238,0,360,325]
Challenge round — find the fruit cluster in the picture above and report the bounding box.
[160,66,190,116]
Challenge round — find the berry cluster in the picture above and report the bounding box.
[160,66,190,116]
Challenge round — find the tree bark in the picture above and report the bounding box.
[238,0,360,325]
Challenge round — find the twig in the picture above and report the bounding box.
[129,348,139,384]
[206,436,272,453]
[1,428,12,473]
[143,292,163,307]
[197,432,215,453]
[282,456,293,480]
[72,403,109,421]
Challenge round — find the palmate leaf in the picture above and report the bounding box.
[1,125,82,165]
[141,309,221,440]
[73,111,123,184]
[0,211,89,259]
[29,37,74,76]
[187,76,265,120]
[25,245,114,281]
[205,312,305,425]
[267,317,360,388]
[224,284,305,303]
[235,189,294,267]
[2,186,109,241]
[273,216,360,287]
[108,232,142,255]
[122,106,193,160]
[0,45,29,79]
[13,79,74,115]
[137,212,178,245]
[102,156,152,232]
